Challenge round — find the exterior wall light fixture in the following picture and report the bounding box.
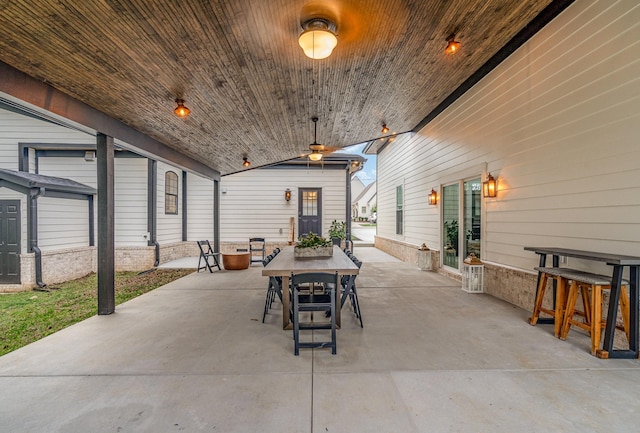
[483,173,497,198]
[285,188,292,202]
[428,189,438,205]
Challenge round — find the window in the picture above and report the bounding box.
[442,183,459,269]
[362,206,367,214]
[396,185,403,235]
[165,171,178,214]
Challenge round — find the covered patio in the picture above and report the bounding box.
[2,248,640,432]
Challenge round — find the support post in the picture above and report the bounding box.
[97,133,115,315]
[213,179,220,253]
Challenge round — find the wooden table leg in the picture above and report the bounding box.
[282,275,291,330]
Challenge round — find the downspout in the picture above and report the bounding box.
[29,187,46,288]
[148,160,160,267]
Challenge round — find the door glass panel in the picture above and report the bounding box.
[464,178,482,259]
[302,191,318,216]
[442,183,459,269]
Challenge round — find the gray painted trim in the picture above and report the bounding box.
[182,171,187,242]
[19,145,29,172]
[345,167,352,241]
[147,160,157,246]
[88,195,95,247]
[1,61,218,179]
[96,133,115,315]
[214,180,220,253]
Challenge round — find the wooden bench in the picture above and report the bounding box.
[529,266,584,337]
[558,270,630,356]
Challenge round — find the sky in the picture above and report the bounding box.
[335,143,376,186]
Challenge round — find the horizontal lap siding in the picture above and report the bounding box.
[38,197,90,250]
[115,159,147,246]
[38,157,96,187]
[220,168,346,242]
[156,161,182,244]
[378,0,640,274]
[186,172,214,241]
[0,108,92,169]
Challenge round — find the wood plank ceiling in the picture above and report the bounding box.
[0,0,554,175]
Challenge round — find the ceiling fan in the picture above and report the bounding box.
[304,116,342,161]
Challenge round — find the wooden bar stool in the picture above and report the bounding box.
[529,267,573,337]
[559,270,630,356]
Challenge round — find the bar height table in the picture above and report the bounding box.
[525,247,640,359]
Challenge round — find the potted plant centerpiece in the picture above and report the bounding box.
[328,220,346,246]
[294,232,333,258]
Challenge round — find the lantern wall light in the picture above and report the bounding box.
[483,173,497,198]
[428,189,438,205]
[285,188,292,202]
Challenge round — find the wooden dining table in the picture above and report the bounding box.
[262,245,360,329]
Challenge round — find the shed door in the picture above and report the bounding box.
[0,200,21,284]
[298,188,322,237]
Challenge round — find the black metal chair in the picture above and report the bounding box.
[291,272,338,355]
[196,240,221,272]
[261,256,283,322]
[340,258,363,328]
[249,237,266,264]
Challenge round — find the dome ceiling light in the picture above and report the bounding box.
[299,18,338,60]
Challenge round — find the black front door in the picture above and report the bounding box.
[0,200,21,284]
[298,188,322,237]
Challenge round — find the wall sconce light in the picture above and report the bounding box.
[381,124,390,134]
[285,188,292,202]
[445,33,461,54]
[84,151,96,162]
[483,173,497,198]
[173,99,191,118]
[428,189,438,205]
[242,156,250,167]
[299,18,338,59]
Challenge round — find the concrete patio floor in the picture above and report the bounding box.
[2,247,640,432]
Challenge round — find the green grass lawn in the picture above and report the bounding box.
[0,269,193,356]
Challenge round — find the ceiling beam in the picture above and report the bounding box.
[0,61,218,180]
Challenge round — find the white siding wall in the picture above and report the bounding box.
[156,161,182,244]
[115,158,148,246]
[0,109,92,169]
[38,157,96,187]
[377,0,640,275]
[220,167,347,242]
[186,172,214,241]
[38,197,90,251]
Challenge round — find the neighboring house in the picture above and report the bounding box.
[350,176,366,219]
[0,106,217,291]
[352,182,376,221]
[219,154,364,252]
[367,1,640,311]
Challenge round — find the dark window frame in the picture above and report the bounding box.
[165,171,179,215]
[395,184,403,235]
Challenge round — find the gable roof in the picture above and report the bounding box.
[353,181,376,203]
